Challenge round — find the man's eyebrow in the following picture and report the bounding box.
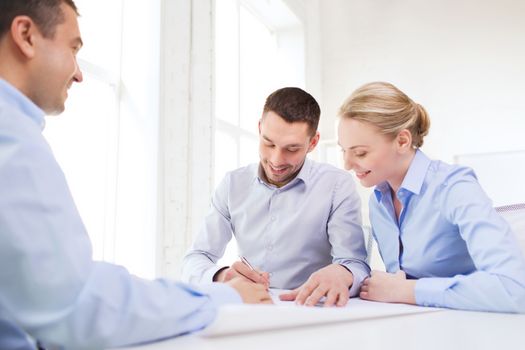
[262,135,304,148]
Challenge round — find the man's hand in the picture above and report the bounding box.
[214,261,270,287]
[279,264,354,307]
[227,277,273,304]
[359,270,416,304]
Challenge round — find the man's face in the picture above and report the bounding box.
[258,111,319,187]
[30,3,83,115]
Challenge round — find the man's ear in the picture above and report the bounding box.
[10,16,38,59]
[396,129,413,153]
[307,131,320,153]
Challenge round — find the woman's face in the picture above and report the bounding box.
[337,118,406,188]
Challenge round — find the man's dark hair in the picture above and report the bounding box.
[263,87,321,136]
[0,0,78,39]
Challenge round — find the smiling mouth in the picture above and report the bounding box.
[355,170,371,179]
[269,164,289,175]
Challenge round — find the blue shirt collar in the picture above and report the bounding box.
[0,78,46,130]
[374,149,431,202]
[295,157,312,185]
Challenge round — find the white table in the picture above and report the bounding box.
[117,300,525,350]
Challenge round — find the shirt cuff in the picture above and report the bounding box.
[340,262,370,297]
[415,277,456,307]
[195,282,243,306]
[203,265,228,283]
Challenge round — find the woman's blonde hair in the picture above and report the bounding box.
[338,82,430,148]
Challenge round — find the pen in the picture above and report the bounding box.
[239,255,270,286]
[239,255,256,271]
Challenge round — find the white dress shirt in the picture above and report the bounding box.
[182,160,370,296]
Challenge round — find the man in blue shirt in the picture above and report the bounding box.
[182,87,370,307]
[0,1,271,349]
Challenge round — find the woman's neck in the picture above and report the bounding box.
[387,149,417,193]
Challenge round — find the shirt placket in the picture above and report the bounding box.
[397,189,412,271]
[264,188,281,280]
[380,193,402,271]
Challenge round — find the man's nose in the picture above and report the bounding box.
[270,148,286,165]
[73,61,83,83]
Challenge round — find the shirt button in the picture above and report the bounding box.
[267,245,273,251]
[271,216,276,221]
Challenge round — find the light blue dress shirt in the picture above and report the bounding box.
[370,149,525,313]
[182,159,370,296]
[0,79,242,349]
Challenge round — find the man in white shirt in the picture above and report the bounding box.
[182,87,370,307]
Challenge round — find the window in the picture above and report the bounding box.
[43,0,160,279]
[214,0,305,264]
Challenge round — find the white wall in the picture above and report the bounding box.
[284,0,323,110]
[158,0,215,279]
[316,0,525,163]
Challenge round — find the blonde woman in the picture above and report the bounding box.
[337,82,525,312]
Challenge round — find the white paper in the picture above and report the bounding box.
[199,290,441,337]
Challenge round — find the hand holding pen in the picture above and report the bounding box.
[213,255,270,287]
[239,256,270,287]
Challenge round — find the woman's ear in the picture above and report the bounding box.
[396,129,413,153]
[10,15,38,59]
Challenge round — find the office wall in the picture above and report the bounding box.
[284,0,323,109]
[158,0,215,279]
[315,0,525,163]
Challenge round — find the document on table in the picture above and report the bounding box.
[199,289,442,337]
